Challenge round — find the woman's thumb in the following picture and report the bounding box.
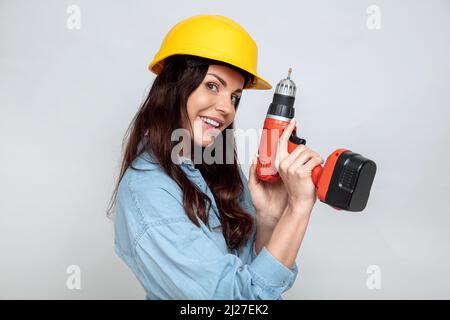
[248,154,258,185]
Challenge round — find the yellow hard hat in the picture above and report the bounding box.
[148,14,272,90]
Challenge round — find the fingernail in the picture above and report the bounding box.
[290,118,296,124]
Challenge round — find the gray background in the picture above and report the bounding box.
[0,0,449,299]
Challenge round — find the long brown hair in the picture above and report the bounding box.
[107,54,255,250]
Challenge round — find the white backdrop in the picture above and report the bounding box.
[1,0,449,299]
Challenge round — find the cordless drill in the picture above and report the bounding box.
[256,69,377,212]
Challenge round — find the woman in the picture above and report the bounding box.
[108,14,324,300]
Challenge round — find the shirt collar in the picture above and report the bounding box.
[177,155,198,174]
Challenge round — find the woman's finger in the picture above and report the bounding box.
[283,144,307,167]
[289,150,314,172]
[303,156,324,172]
[277,144,306,173]
[275,118,297,170]
[293,149,315,166]
[248,154,259,186]
[278,118,297,159]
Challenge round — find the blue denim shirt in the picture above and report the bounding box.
[114,145,298,300]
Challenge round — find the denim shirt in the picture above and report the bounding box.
[114,145,298,300]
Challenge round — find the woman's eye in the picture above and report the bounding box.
[206,82,218,92]
[207,82,240,106]
[231,95,240,106]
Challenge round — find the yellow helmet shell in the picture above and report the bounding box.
[149,14,272,90]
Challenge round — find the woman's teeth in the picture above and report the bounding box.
[200,116,220,128]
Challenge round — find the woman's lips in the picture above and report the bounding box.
[202,120,216,130]
[200,119,220,130]
[200,117,221,135]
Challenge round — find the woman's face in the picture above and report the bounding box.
[184,64,245,148]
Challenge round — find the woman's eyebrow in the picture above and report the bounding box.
[207,73,243,93]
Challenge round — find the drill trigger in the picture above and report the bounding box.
[289,129,306,145]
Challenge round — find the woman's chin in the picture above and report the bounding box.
[193,130,221,146]
[193,137,214,148]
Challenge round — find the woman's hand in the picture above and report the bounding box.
[275,118,324,212]
[248,154,289,227]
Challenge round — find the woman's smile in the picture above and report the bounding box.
[197,116,221,138]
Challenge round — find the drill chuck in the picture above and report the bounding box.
[267,68,297,119]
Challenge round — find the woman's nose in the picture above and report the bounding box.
[215,94,234,115]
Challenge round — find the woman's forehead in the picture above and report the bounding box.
[206,64,245,88]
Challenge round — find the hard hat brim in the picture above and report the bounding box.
[148,57,272,90]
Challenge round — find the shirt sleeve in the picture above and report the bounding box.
[118,182,297,300]
[237,165,299,288]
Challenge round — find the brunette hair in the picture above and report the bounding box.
[107,54,255,250]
